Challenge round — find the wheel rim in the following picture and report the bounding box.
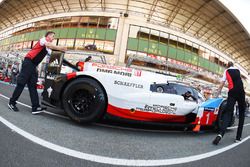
[68,89,95,116]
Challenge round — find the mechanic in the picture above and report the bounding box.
[10,61,19,85]
[213,61,246,145]
[8,31,67,114]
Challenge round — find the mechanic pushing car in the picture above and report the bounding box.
[213,61,246,145]
[8,31,67,114]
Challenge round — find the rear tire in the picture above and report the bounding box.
[215,100,235,131]
[62,78,107,123]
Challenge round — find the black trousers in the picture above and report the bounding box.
[9,58,39,111]
[220,91,246,139]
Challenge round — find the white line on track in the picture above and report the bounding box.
[0,93,250,166]
[0,94,69,119]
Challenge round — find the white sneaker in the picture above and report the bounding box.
[32,107,46,115]
[234,139,241,143]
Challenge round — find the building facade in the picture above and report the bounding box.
[0,0,249,87]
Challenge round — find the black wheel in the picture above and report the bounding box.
[230,113,236,127]
[62,78,107,123]
[215,100,235,131]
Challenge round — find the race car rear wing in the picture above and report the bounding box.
[46,51,65,76]
[65,50,107,64]
[46,51,83,76]
[42,51,80,108]
[62,58,79,72]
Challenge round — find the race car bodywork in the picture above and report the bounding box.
[42,52,234,131]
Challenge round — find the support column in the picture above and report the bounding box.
[114,14,129,66]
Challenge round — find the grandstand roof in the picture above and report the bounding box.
[0,0,250,72]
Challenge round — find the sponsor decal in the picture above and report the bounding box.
[97,68,132,77]
[134,70,142,77]
[93,63,132,72]
[204,107,215,112]
[114,80,143,89]
[136,104,177,114]
[49,58,60,67]
[93,63,142,77]
[96,68,112,73]
[113,70,132,77]
[46,75,56,80]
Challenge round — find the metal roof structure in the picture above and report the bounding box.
[0,0,250,72]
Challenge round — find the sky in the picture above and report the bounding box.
[219,0,250,34]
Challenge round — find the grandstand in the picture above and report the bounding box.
[0,0,249,93]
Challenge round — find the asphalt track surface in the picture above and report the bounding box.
[0,82,250,167]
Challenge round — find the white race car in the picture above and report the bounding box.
[42,52,235,131]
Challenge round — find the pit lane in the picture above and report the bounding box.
[1,82,250,166]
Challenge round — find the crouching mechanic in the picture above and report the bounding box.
[212,61,246,145]
[8,31,67,114]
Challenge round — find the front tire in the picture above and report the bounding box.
[62,78,107,123]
